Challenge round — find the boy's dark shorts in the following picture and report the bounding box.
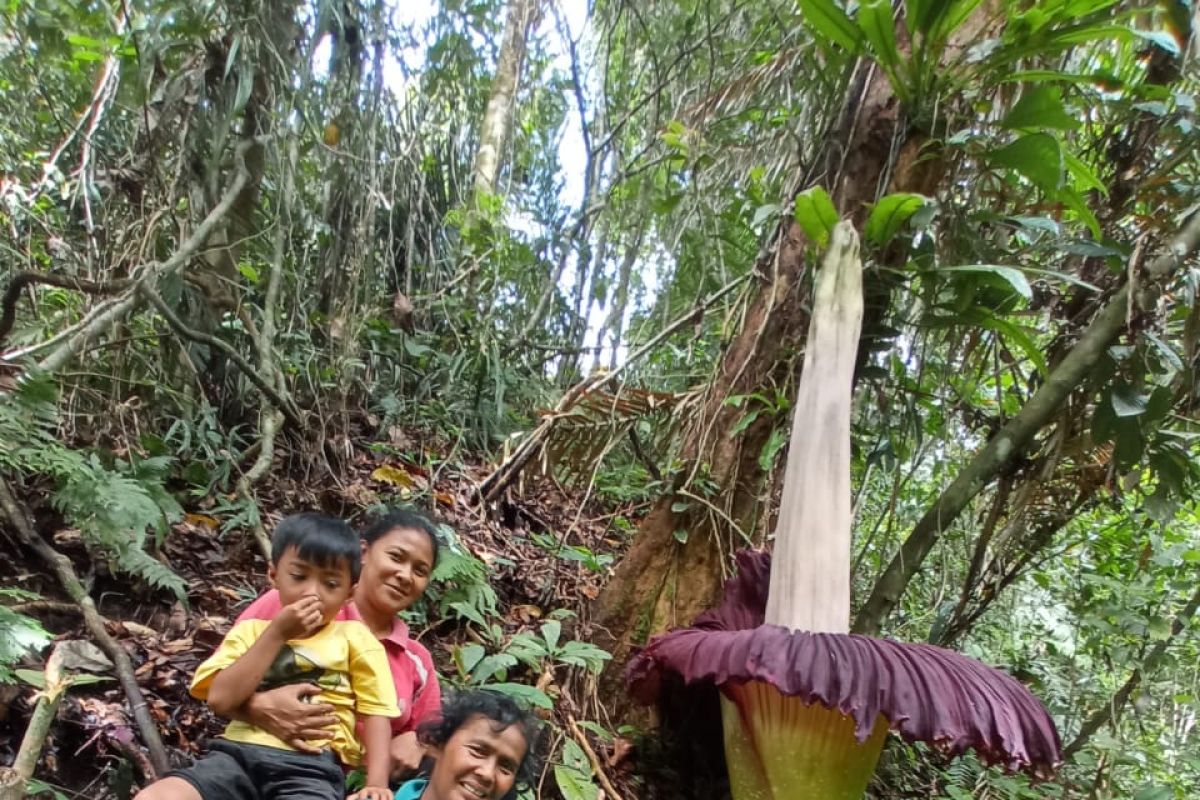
[167,740,344,800]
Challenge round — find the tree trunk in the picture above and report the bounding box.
[472,0,538,199]
[594,55,940,700]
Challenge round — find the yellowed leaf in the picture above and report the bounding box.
[371,464,416,488]
[185,513,220,530]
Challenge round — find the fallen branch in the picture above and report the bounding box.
[0,644,67,800]
[0,477,169,777]
[854,212,1200,635]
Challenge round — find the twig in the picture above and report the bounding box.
[7,600,81,616]
[567,714,627,800]
[137,286,301,428]
[0,477,169,777]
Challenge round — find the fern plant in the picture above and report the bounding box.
[0,374,187,601]
[0,588,51,682]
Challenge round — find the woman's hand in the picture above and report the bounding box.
[348,785,392,800]
[389,731,426,779]
[239,683,337,753]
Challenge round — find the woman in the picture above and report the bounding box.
[394,690,540,800]
[235,508,443,779]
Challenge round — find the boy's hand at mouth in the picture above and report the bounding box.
[272,595,325,640]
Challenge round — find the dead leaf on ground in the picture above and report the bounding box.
[121,621,158,638]
[184,513,220,530]
[57,640,113,673]
[510,604,542,623]
[371,464,422,489]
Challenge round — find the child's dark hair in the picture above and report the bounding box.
[362,507,441,567]
[271,513,361,581]
[417,690,542,795]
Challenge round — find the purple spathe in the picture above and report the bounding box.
[626,550,1062,778]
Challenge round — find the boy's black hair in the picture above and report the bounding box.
[271,513,361,581]
[417,689,543,797]
[361,507,441,567]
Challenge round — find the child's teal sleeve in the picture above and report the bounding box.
[393,779,427,799]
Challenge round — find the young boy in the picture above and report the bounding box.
[136,514,399,800]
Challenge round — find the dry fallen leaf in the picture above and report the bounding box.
[371,464,417,488]
[510,604,543,623]
[184,513,220,530]
[121,621,158,638]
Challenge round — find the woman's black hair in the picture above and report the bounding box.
[361,507,441,566]
[417,689,543,796]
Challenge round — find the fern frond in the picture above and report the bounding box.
[111,545,188,601]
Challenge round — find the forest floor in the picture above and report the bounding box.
[0,428,643,799]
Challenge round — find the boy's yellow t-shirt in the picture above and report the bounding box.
[190,618,400,766]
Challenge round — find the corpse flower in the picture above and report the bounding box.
[626,223,1061,799]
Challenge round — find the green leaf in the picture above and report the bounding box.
[15,668,45,688]
[455,643,486,675]
[1111,384,1149,417]
[540,619,561,653]
[1001,86,1079,130]
[1056,187,1101,238]
[865,193,928,246]
[481,682,553,709]
[751,203,781,228]
[939,265,1032,300]
[1064,150,1106,195]
[66,674,114,687]
[728,409,761,438]
[758,428,788,472]
[793,186,839,247]
[562,739,590,771]
[907,0,981,39]
[858,0,907,98]
[989,133,1064,192]
[797,0,863,52]
[25,779,69,800]
[554,765,596,800]
[237,263,260,283]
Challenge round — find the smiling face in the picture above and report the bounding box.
[427,714,528,800]
[356,526,435,618]
[268,546,355,625]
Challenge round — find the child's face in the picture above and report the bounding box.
[268,546,355,624]
[427,714,528,800]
